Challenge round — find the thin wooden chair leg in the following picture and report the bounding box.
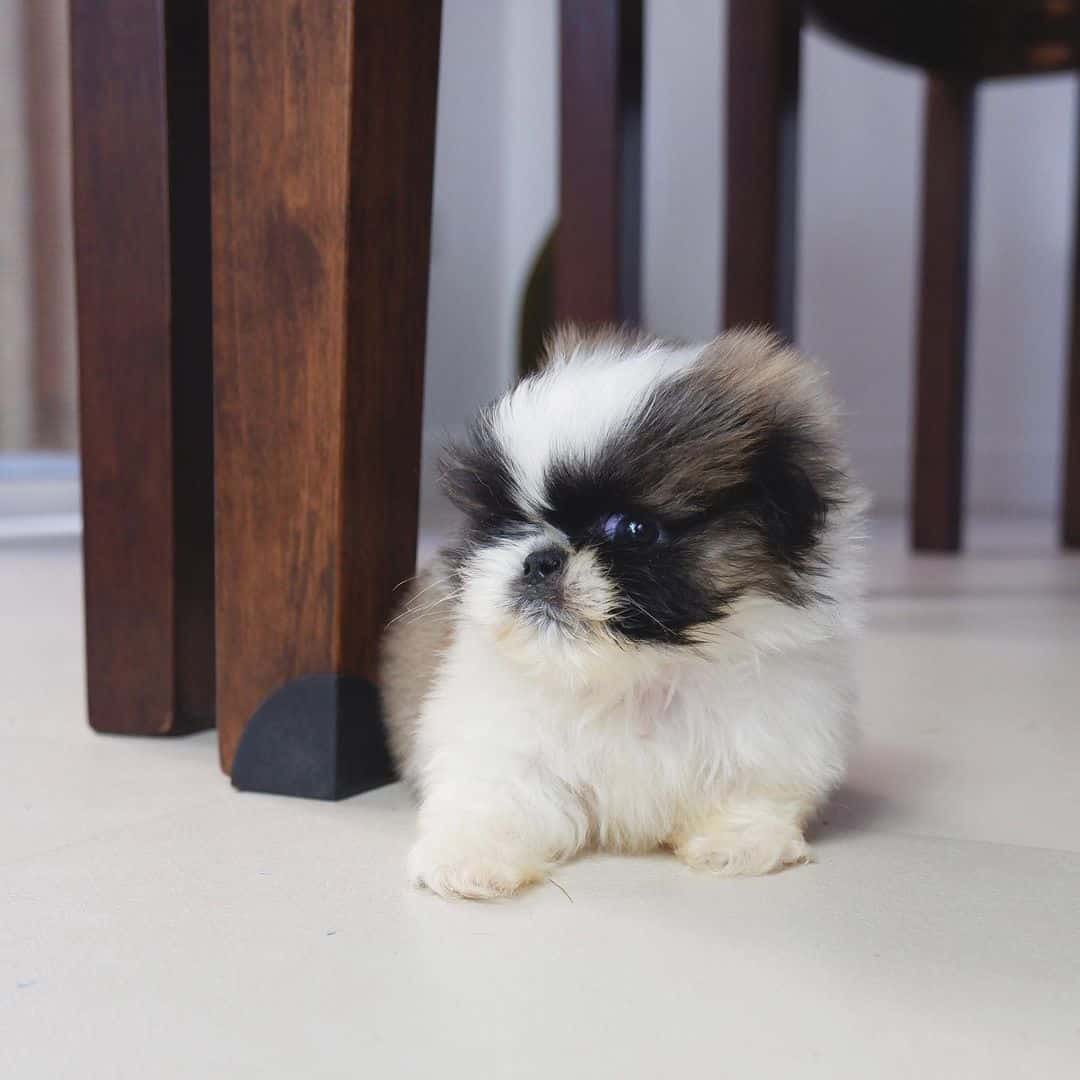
[912,78,975,553]
[71,0,214,734]
[723,0,802,338]
[211,0,441,795]
[556,0,643,326]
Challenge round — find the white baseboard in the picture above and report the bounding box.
[0,454,81,528]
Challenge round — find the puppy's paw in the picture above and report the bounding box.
[673,820,811,877]
[408,837,546,900]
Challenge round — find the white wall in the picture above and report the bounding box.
[502,0,558,369]
[424,0,1079,515]
[423,0,509,489]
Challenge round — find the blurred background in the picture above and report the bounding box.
[0,1,78,530]
[1,0,1076,524]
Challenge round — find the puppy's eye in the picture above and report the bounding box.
[600,513,664,545]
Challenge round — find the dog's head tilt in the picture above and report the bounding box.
[440,328,862,685]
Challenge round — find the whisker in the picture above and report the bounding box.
[621,596,676,638]
[385,588,464,628]
[387,598,461,630]
[547,877,574,904]
[390,577,456,619]
[694,622,748,648]
[398,574,454,607]
[407,588,464,618]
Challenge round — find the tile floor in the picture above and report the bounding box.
[2,519,1079,1078]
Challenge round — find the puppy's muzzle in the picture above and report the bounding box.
[522,545,566,599]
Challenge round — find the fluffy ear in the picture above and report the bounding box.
[438,438,481,516]
[537,323,587,369]
[694,330,843,560]
[750,426,833,562]
[537,323,664,370]
[438,420,524,526]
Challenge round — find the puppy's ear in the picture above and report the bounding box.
[438,439,479,515]
[695,330,842,560]
[537,323,586,369]
[750,425,832,562]
[439,421,524,526]
[538,324,662,370]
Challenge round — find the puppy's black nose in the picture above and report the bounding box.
[522,546,566,585]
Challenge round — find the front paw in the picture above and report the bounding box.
[408,836,547,900]
[673,821,811,877]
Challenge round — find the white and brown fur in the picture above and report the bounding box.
[380,327,865,899]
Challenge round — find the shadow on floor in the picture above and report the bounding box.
[810,783,895,844]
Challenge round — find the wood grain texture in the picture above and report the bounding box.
[211,0,441,772]
[912,78,975,552]
[71,0,214,734]
[556,0,642,326]
[723,0,801,338]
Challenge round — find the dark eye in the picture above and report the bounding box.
[600,512,664,545]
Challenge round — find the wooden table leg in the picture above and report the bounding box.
[211,0,441,797]
[71,0,215,735]
[556,0,643,326]
[912,78,975,553]
[723,0,802,339]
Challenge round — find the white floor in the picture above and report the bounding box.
[2,519,1079,1079]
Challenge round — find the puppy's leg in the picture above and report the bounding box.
[669,788,819,877]
[409,764,588,900]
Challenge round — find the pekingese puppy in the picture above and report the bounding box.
[380,327,865,899]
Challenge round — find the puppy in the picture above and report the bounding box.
[381,327,865,899]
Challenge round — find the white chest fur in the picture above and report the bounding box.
[414,622,855,854]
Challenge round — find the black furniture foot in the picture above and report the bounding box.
[231,675,395,800]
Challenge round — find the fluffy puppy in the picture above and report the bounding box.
[380,327,865,899]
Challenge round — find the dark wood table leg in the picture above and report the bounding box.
[556,0,643,326]
[1063,107,1080,548]
[71,0,215,735]
[723,0,802,338]
[912,77,975,553]
[211,0,441,796]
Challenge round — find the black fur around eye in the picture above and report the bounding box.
[600,513,665,545]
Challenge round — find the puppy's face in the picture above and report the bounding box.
[442,328,852,677]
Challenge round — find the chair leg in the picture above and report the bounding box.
[556,0,643,326]
[723,0,802,338]
[71,0,215,734]
[1063,104,1080,547]
[211,0,441,790]
[912,78,975,553]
